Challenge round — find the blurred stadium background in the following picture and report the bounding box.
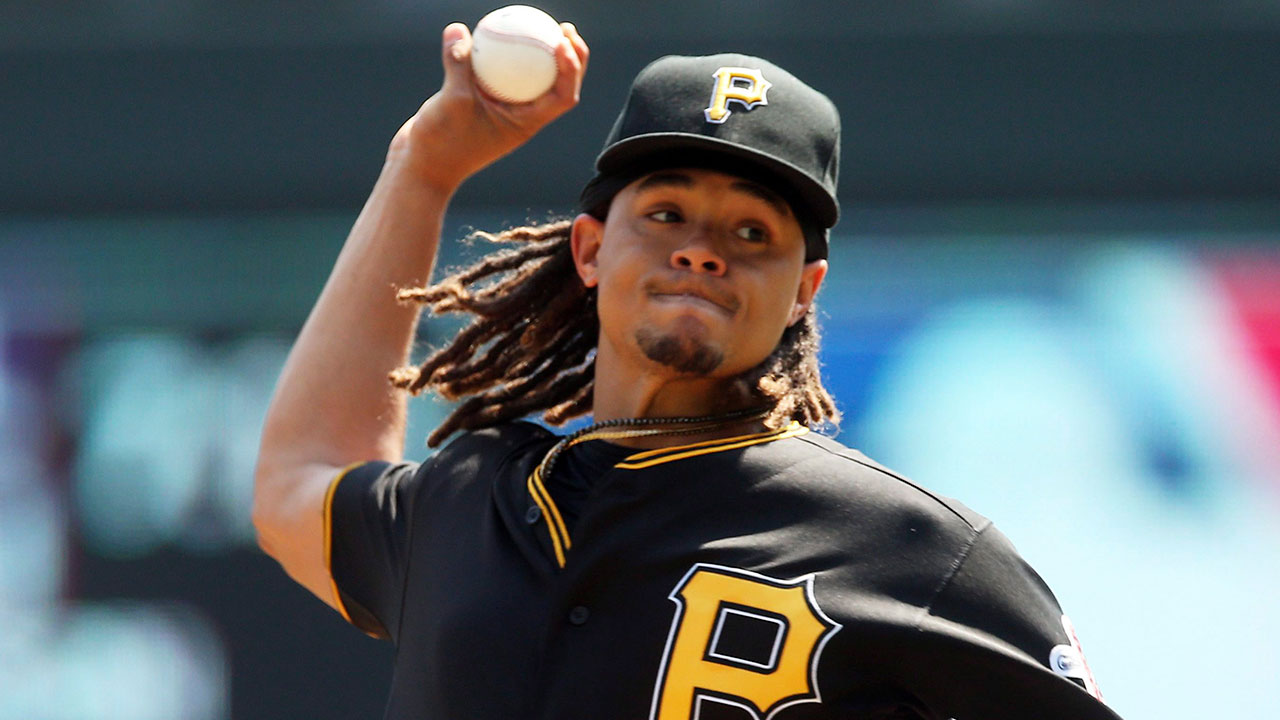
[2,2,1278,718]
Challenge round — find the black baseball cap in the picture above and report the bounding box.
[579,53,841,261]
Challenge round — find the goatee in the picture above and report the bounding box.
[635,328,724,375]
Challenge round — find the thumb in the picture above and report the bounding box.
[439,22,473,89]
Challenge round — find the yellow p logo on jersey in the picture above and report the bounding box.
[704,67,772,124]
[649,564,840,720]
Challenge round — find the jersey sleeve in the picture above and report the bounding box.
[905,523,1123,720]
[325,460,423,641]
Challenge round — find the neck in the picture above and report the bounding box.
[589,337,765,448]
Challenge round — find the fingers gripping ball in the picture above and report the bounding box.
[470,5,563,104]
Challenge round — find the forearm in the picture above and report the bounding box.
[260,137,455,470]
[250,20,587,601]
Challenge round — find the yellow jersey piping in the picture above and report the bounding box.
[526,422,806,568]
[527,468,570,568]
[527,428,643,569]
[615,423,808,469]
[324,461,365,628]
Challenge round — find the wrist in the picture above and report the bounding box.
[384,117,470,199]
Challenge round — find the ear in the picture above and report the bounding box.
[570,212,604,288]
[787,259,827,326]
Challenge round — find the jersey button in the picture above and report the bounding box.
[524,505,542,524]
[568,605,590,626]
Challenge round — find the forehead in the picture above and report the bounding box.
[624,168,794,219]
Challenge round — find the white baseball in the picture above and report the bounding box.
[470,5,563,104]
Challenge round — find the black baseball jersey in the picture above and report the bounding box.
[326,421,1122,720]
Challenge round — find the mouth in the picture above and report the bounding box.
[650,292,733,315]
[646,282,739,316]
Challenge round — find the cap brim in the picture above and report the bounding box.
[595,132,839,228]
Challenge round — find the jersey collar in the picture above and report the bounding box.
[526,422,808,569]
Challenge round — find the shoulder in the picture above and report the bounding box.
[766,429,992,534]
[335,422,558,501]
[429,420,558,466]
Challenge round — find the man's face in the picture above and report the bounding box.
[571,167,827,381]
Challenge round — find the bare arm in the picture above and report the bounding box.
[252,21,589,608]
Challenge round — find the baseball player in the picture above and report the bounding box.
[253,20,1124,720]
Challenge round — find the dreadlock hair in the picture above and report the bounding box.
[390,219,841,447]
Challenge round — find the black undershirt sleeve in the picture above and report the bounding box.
[327,460,424,640]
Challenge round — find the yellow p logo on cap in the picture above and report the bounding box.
[704,67,772,124]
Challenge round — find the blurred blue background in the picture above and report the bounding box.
[2,2,1278,718]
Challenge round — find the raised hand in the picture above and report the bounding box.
[391,21,590,194]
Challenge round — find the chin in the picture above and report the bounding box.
[635,327,725,376]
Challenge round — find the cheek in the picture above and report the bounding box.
[733,271,802,358]
[592,244,650,334]
[595,222,672,298]
[595,245,639,297]
[747,255,802,311]
[595,280,629,335]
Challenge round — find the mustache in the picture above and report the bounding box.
[642,276,741,313]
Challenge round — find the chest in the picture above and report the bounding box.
[386,456,959,720]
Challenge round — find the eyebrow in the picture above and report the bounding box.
[729,180,792,218]
[633,171,793,218]
[634,171,695,193]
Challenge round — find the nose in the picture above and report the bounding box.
[670,237,726,276]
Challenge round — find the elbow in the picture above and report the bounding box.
[250,501,275,558]
[251,458,283,559]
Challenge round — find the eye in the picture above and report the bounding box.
[648,209,683,223]
[734,225,769,244]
